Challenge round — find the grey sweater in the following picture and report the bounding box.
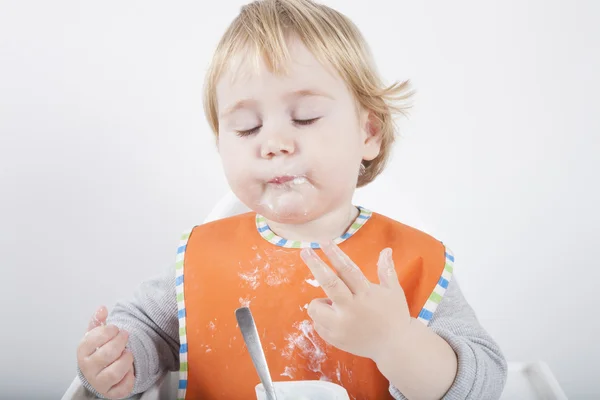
[78,263,507,399]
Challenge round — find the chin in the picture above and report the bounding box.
[235,186,320,223]
[255,203,316,224]
[230,191,306,223]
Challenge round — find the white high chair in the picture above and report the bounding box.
[63,180,567,400]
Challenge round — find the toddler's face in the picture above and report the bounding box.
[216,36,380,223]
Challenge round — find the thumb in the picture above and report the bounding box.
[86,306,108,333]
[377,248,401,289]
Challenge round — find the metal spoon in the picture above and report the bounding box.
[235,306,278,400]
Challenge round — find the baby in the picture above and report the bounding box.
[76,0,507,399]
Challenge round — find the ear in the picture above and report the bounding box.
[361,110,382,161]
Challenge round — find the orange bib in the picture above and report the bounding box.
[174,208,454,399]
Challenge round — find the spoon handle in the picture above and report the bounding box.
[236,307,278,400]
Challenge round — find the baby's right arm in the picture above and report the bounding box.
[77,265,180,398]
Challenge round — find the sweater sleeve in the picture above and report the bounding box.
[77,264,180,397]
[389,277,507,400]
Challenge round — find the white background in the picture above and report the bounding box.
[1,0,599,398]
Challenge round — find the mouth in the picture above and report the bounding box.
[267,175,308,186]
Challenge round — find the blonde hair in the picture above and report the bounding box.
[203,0,413,187]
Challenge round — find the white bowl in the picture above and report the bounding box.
[255,380,350,400]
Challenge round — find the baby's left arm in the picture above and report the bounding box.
[387,278,507,400]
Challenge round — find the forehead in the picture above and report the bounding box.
[216,37,349,104]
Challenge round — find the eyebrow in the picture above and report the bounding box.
[219,99,258,119]
[285,89,334,101]
[219,89,333,119]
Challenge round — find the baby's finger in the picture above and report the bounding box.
[307,298,337,326]
[109,367,135,399]
[377,248,400,289]
[300,248,352,303]
[91,330,130,370]
[78,324,120,359]
[312,320,336,345]
[98,350,135,396]
[86,306,108,333]
[321,241,370,294]
[105,367,135,400]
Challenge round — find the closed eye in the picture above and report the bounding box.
[235,118,320,137]
[293,118,320,126]
[236,126,262,137]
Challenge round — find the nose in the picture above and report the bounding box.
[260,133,296,159]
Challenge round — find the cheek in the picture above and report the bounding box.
[217,136,265,207]
[309,121,363,170]
[218,138,253,183]
[305,147,361,197]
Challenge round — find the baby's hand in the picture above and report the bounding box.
[76,306,135,399]
[300,242,413,362]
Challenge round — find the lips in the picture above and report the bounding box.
[268,176,296,184]
[267,175,308,185]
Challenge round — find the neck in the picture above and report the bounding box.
[265,203,359,243]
